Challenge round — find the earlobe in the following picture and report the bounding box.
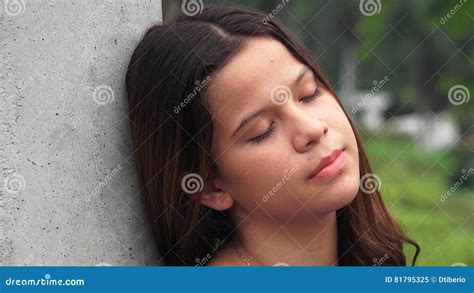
[200,181,234,211]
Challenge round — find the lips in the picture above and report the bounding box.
[308,148,346,180]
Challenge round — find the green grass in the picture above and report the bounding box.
[362,134,473,266]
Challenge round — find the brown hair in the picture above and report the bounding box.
[125,4,420,266]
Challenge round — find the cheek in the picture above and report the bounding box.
[326,99,359,154]
[326,99,351,129]
[217,147,299,208]
[333,105,361,200]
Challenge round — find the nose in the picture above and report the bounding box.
[291,112,328,153]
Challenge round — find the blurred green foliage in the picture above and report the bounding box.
[364,133,473,265]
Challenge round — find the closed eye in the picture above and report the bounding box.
[250,121,276,144]
[299,88,322,103]
[249,88,322,144]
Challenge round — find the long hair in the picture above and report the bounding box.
[125,4,420,266]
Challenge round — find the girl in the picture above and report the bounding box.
[125,4,419,266]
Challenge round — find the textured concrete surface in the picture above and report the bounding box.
[0,0,162,265]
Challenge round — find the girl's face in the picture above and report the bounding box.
[204,37,360,221]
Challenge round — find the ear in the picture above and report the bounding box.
[200,178,234,211]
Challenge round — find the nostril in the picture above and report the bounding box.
[322,124,328,136]
[306,139,316,149]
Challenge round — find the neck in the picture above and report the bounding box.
[230,207,338,266]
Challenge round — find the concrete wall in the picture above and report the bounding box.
[1,0,162,265]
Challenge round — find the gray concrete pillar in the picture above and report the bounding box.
[1,0,162,265]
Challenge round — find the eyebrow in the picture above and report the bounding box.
[231,66,311,138]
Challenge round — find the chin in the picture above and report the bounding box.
[333,178,360,209]
[308,171,361,214]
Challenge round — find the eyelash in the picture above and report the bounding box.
[250,89,322,144]
[300,88,322,103]
[251,121,276,144]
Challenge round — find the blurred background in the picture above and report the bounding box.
[164,0,474,266]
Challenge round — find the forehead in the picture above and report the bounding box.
[206,37,304,123]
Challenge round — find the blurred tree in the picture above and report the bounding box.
[355,0,473,132]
